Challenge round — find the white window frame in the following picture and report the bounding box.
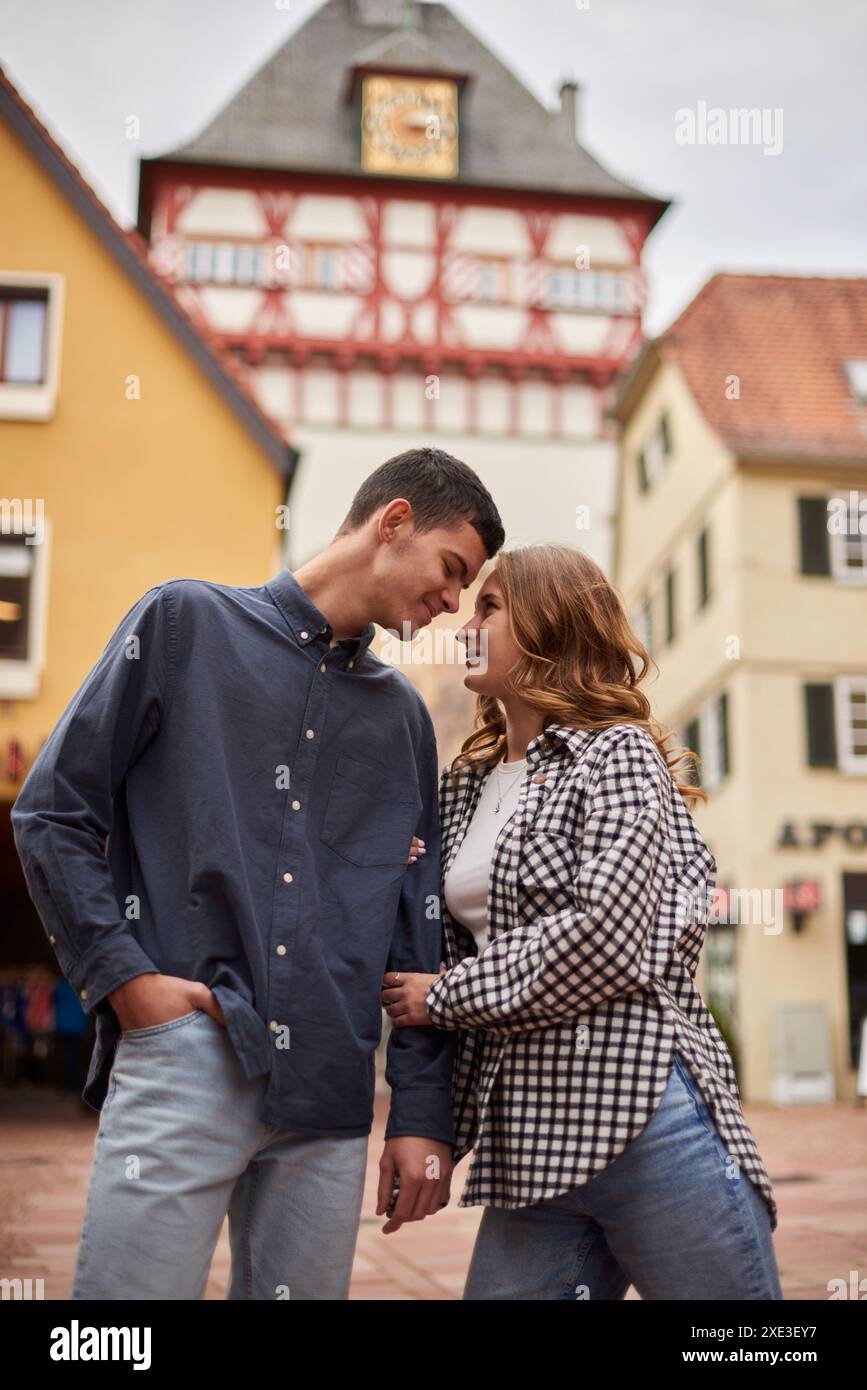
[0,272,64,421]
[828,492,867,585]
[640,412,672,490]
[834,676,867,774]
[0,515,51,699]
[843,359,867,403]
[700,694,726,791]
[631,590,654,652]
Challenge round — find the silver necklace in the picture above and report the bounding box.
[493,755,525,813]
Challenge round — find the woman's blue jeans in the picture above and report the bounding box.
[463,1051,782,1300]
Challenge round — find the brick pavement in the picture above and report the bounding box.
[1,1080,864,1300]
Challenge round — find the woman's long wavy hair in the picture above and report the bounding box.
[450,543,708,809]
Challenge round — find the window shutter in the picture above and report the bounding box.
[804,683,837,766]
[637,450,648,492]
[697,527,710,607]
[660,411,672,455]
[798,497,831,575]
[665,568,676,643]
[718,690,730,776]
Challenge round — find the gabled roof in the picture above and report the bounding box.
[0,64,295,481]
[611,273,867,464]
[349,28,456,74]
[152,0,666,208]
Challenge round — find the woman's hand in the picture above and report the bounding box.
[381,967,446,1027]
[406,835,426,865]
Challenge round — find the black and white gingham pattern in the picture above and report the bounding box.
[425,722,778,1231]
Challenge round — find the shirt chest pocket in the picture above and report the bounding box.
[518,828,579,902]
[320,754,422,867]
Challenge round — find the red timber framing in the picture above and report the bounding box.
[138,162,663,430]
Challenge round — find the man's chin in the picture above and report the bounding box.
[383,617,424,642]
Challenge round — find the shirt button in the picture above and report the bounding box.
[319,662,326,672]
[269,1020,278,1032]
[305,728,315,739]
[532,772,547,784]
[276,944,287,956]
[291,800,301,810]
[329,639,338,648]
[48,935,56,945]
[300,630,309,640]
[347,660,354,669]
[282,871,294,884]
[79,988,88,1000]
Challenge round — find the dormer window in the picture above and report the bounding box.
[843,359,867,403]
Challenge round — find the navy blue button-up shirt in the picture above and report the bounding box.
[10,567,456,1146]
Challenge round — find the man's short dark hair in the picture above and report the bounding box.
[336,447,505,558]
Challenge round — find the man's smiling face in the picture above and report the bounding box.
[370,504,490,639]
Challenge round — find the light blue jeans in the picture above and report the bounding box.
[72,1009,369,1300]
[463,1051,783,1300]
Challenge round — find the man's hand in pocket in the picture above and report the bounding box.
[108,974,226,1031]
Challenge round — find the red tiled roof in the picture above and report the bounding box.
[0,63,292,476]
[659,273,867,461]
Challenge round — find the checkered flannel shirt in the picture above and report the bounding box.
[424,722,778,1231]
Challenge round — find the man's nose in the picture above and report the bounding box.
[439,587,459,615]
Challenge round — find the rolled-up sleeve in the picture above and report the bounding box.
[383,724,457,1146]
[10,584,177,1016]
[424,728,697,1036]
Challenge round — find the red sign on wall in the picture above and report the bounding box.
[783,879,822,913]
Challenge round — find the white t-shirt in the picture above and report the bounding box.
[443,754,527,955]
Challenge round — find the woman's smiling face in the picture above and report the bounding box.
[457,570,522,698]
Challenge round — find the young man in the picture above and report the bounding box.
[11,446,504,1300]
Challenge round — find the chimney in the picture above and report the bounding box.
[558,78,581,142]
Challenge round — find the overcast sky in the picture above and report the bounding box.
[1,0,864,334]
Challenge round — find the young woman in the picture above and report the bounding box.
[382,543,782,1301]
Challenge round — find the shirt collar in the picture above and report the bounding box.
[525,724,598,767]
[265,566,377,663]
[462,724,597,776]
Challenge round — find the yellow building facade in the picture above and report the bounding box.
[0,69,292,1001]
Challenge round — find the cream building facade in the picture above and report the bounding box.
[612,273,867,1105]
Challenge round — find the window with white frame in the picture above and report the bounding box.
[1,289,46,382]
[843,359,867,404]
[0,274,64,421]
[631,591,654,653]
[834,677,867,773]
[476,259,509,303]
[545,267,633,315]
[0,518,51,699]
[683,690,730,791]
[637,411,672,492]
[184,241,266,287]
[828,491,867,583]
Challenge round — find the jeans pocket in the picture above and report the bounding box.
[119,1008,203,1040]
[673,1054,719,1138]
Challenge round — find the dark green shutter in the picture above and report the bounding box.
[798,497,831,575]
[719,691,730,776]
[637,450,648,492]
[660,411,672,455]
[697,528,710,607]
[804,683,837,766]
[665,568,676,643]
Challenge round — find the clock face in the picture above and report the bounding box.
[361,75,459,178]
